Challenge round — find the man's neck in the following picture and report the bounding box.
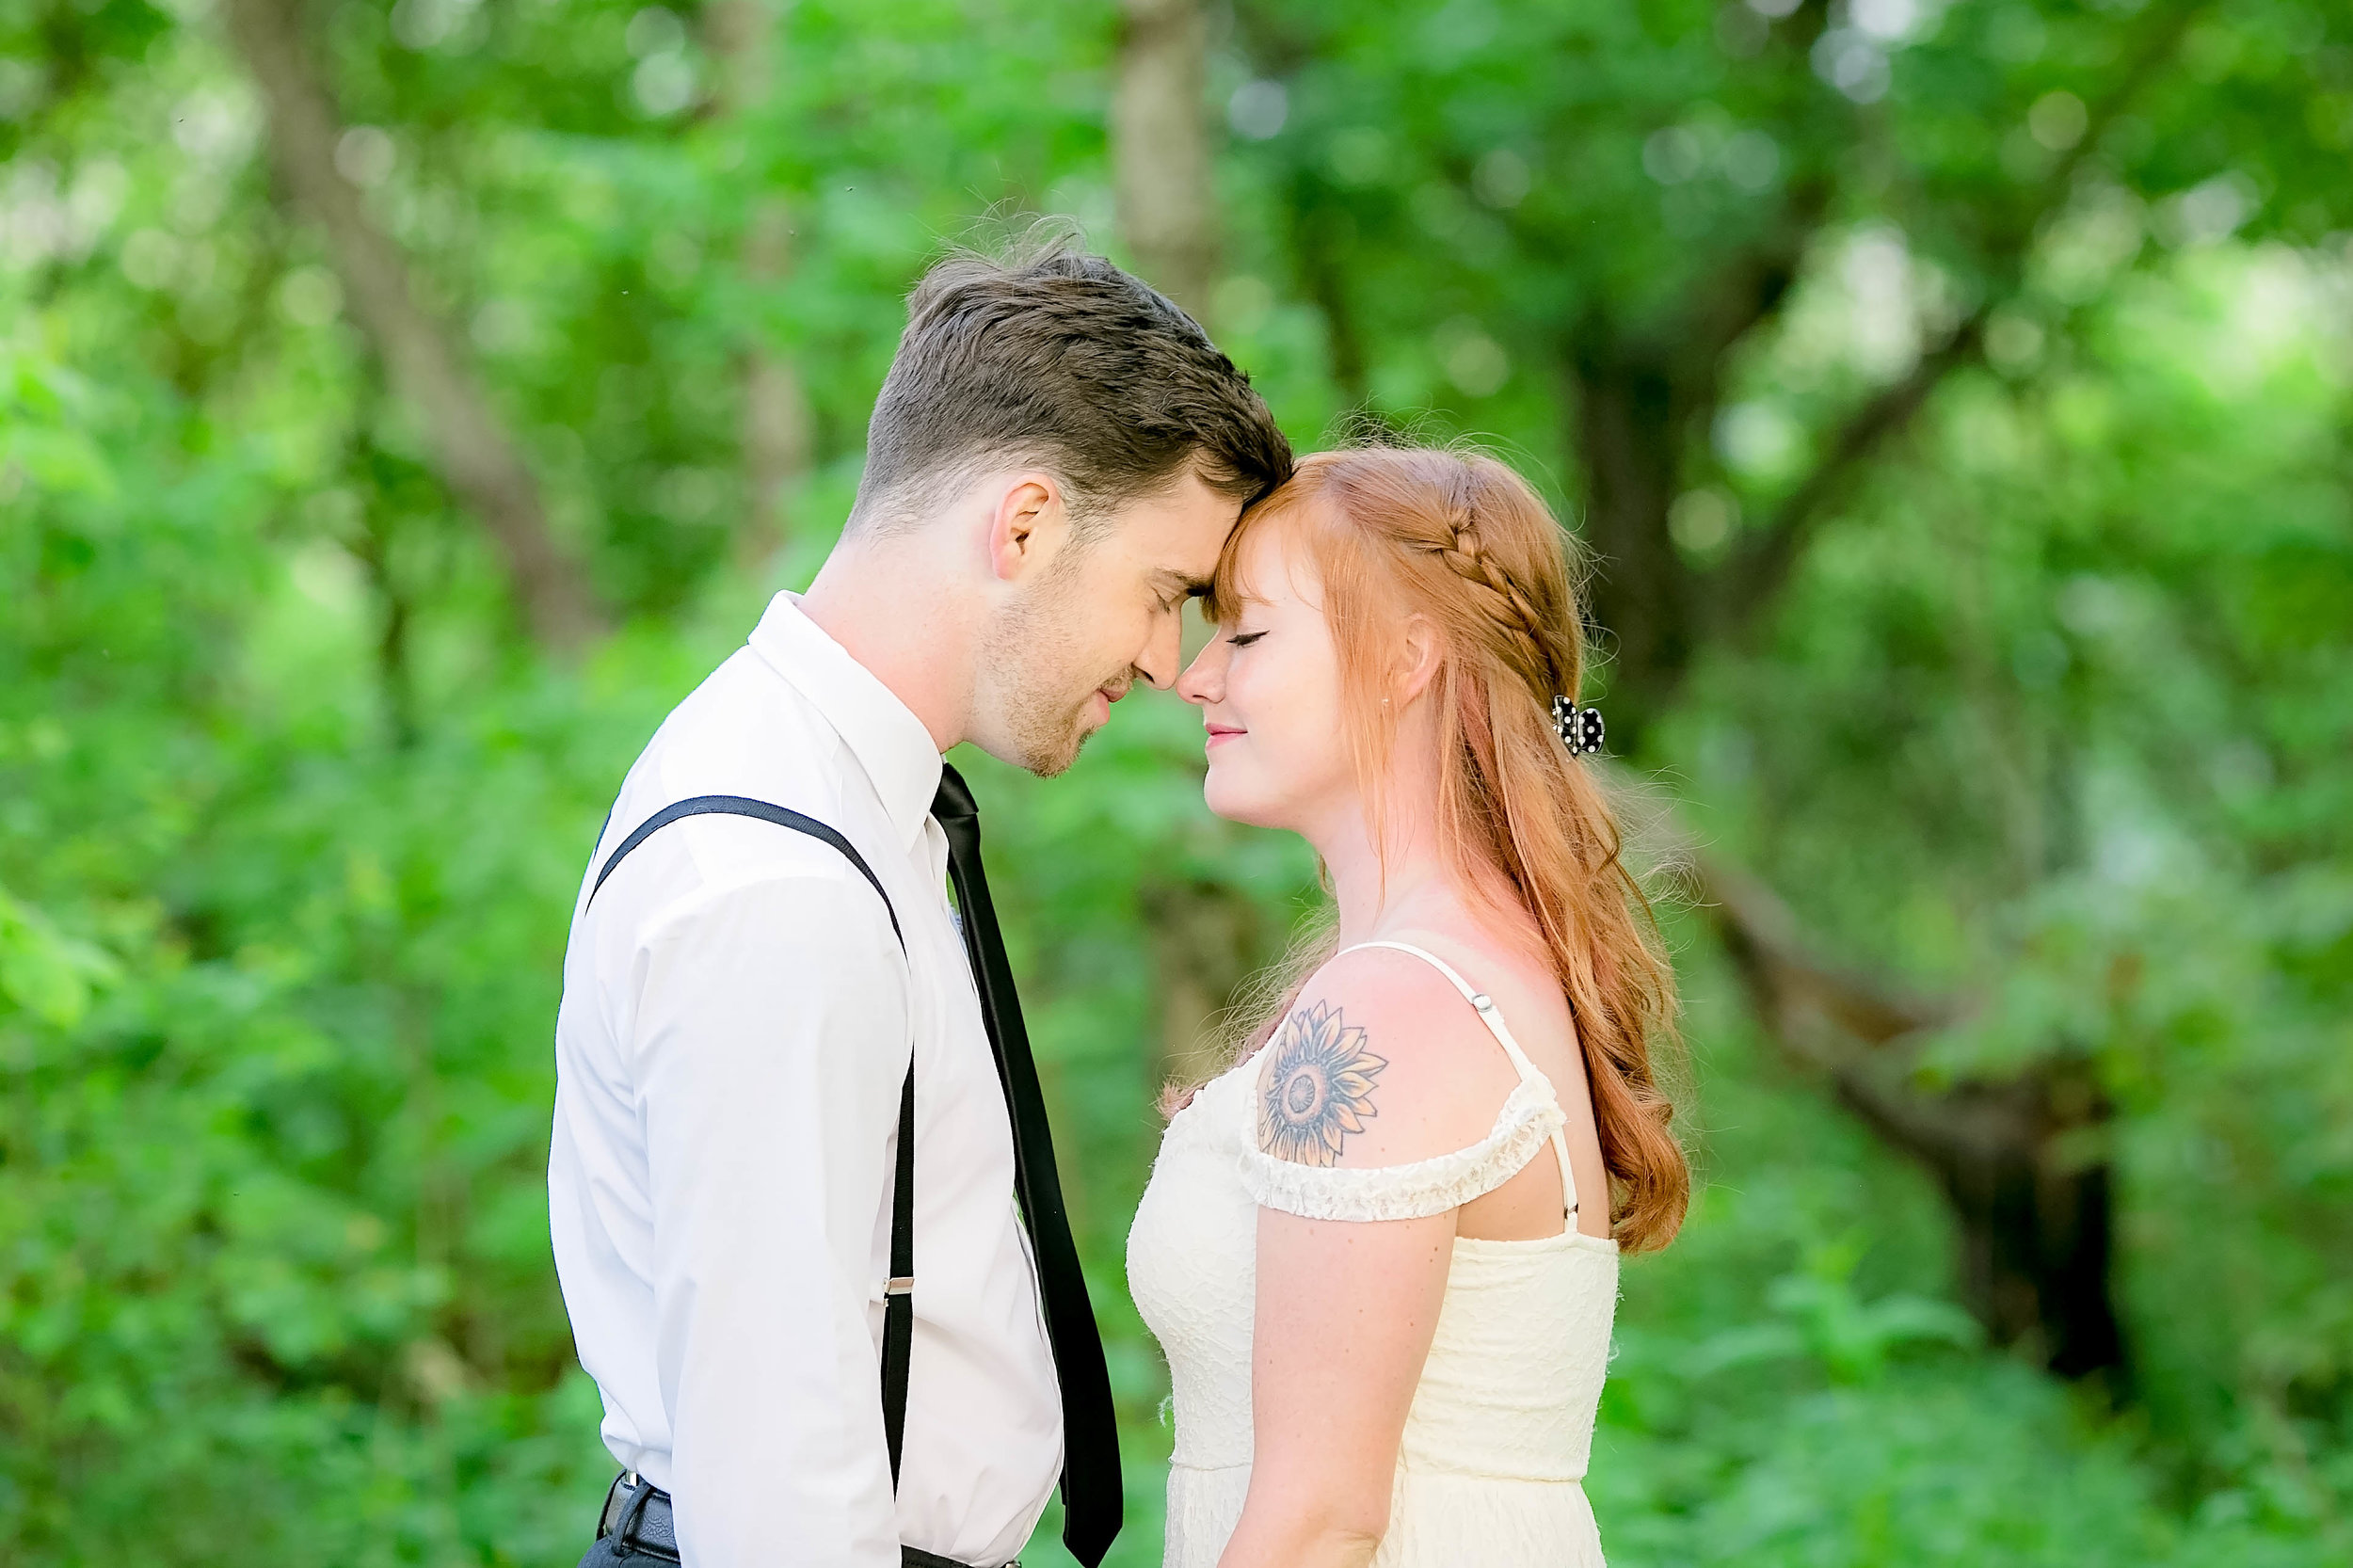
[799,543,974,756]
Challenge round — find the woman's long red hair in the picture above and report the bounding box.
[1199,446,1689,1253]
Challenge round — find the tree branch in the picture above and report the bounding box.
[1690,839,2004,1245]
[1712,315,1984,635]
[1699,851,1951,1056]
[1691,840,2125,1379]
[1666,156,1838,391]
[1706,2,2210,640]
[220,0,603,649]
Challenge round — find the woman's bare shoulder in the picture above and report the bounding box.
[1253,943,1526,1172]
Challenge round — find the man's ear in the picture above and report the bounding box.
[1395,615,1445,705]
[985,473,1066,584]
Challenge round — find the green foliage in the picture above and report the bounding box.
[3,0,2349,1563]
[1669,236,2353,1502]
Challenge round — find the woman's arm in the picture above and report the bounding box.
[1216,952,1520,1568]
[1217,1207,1454,1568]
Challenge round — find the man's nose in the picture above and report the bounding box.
[1137,616,1183,690]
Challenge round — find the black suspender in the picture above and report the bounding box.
[586,795,920,1487]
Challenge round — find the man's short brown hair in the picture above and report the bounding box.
[849,234,1293,536]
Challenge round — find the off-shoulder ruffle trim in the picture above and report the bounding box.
[1238,1080,1567,1222]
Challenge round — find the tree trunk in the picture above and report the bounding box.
[1112,0,1218,320]
[705,0,814,567]
[735,205,814,566]
[1141,876,1263,1096]
[1290,182,1369,408]
[220,0,602,650]
[1831,1060,2122,1381]
[1567,345,1699,732]
[1702,855,2125,1383]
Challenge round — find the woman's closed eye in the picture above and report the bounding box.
[1227,630,1267,648]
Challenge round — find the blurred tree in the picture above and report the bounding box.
[1705,855,2121,1379]
[218,0,604,648]
[704,0,813,565]
[1114,0,1219,320]
[1141,870,1268,1092]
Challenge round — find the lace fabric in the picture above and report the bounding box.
[1238,1079,1569,1223]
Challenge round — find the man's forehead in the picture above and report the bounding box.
[1166,523,1237,592]
[1148,563,1216,599]
[1132,477,1240,573]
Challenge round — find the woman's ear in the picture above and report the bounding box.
[1393,615,1444,705]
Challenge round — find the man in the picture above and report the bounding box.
[549,239,1292,1568]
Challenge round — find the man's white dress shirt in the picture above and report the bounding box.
[549,593,1063,1567]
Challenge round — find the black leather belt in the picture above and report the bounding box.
[596,1473,1014,1568]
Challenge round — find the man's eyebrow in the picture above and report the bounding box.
[1154,568,1213,599]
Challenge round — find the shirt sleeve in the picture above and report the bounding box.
[631,869,911,1568]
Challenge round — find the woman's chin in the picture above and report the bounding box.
[1201,770,1284,830]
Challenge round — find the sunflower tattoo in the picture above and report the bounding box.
[1257,1001,1389,1166]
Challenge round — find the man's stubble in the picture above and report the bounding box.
[974,552,1129,779]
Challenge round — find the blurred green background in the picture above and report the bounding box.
[3,0,2349,1561]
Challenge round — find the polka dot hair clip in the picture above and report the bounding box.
[1551,695,1606,756]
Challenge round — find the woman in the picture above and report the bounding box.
[1128,445,1688,1568]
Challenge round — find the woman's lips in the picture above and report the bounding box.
[1205,725,1244,750]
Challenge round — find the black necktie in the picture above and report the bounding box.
[930,763,1123,1567]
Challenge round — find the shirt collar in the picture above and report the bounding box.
[747,591,944,850]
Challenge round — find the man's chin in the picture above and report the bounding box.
[979,710,1096,780]
[1028,718,1097,779]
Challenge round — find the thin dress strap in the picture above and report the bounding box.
[1335,940,1580,1231]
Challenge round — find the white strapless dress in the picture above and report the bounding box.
[1127,941,1622,1568]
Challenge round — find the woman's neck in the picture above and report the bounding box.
[1307,787,1532,959]
[1310,796,1462,946]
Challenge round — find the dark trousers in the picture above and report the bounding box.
[579,1542,994,1568]
[575,1538,645,1568]
[580,1476,998,1568]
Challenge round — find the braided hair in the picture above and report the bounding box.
[1430,468,1570,700]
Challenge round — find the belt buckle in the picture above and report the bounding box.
[599,1470,650,1544]
[597,1472,629,1538]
